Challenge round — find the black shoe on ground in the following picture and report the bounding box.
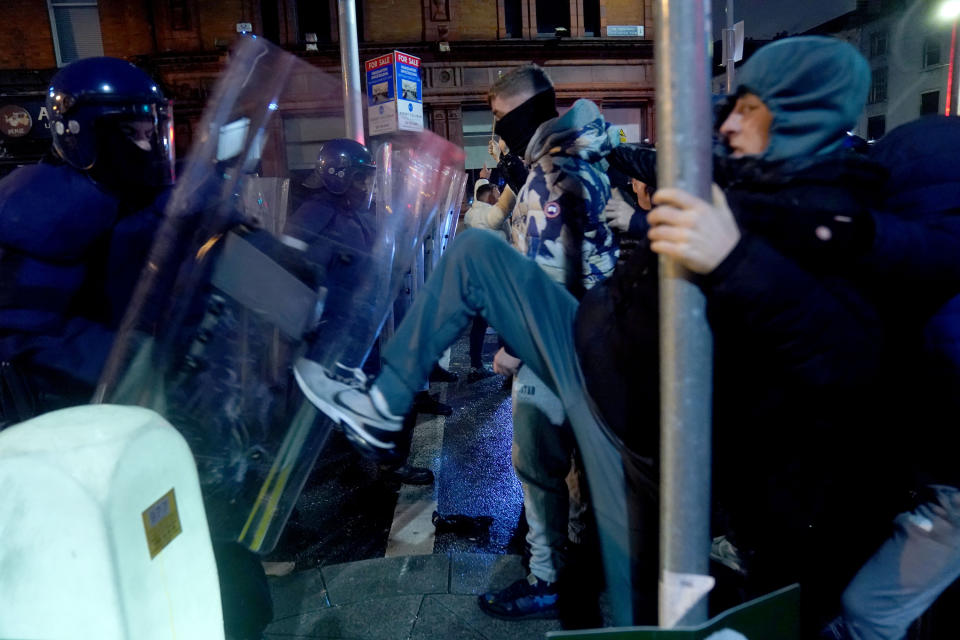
[467,366,496,383]
[380,464,435,485]
[429,365,458,383]
[412,390,452,416]
[477,574,559,620]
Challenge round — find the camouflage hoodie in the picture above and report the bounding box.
[509,98,619,296]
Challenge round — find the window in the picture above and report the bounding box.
[602,106,647,144]
[921,91,941,116]
[355,0,365,42]
[462,108,496,170]
[867,115,886,140]
[46,0,104,67]
[169,0,191,30]
[503,0,523,38]
[536,0,570,36]
[503,0,603,39]
[924,37,941,67]
[583,0,601,37]
[868,67,887,104]
[869,29,888,58]
[261,0,281,43]
[297,0,332,44]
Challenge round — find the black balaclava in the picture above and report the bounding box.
[494,88,558,159]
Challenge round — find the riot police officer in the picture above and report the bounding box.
[287,139,435,485]
[0,56,173,422]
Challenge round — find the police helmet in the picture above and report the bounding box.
[303,139,375,195]
[47,57,174,189]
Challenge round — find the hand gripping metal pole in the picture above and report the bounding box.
[654,0,715,628]
[337,0,365,144]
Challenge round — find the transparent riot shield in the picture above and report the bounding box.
[94,36,466,553]
[423,169,466,282]
[306,138,465,374]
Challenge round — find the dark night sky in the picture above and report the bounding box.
[711,0,857,39]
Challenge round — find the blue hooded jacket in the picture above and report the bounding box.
[511,98,619,296]
[735,36,870,162]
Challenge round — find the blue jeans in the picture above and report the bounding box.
[842,485,960,640]
[374,229,635,625]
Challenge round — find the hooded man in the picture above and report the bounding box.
[637,36,888,630]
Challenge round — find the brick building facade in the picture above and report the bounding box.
[0,0,656,174]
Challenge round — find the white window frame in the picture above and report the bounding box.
[46,0,105,67]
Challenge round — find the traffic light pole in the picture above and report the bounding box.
[653,0,715,628]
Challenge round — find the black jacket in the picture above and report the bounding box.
[574,151,888,596]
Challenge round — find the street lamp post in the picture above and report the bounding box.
[337,0,365,143]
[654,0,715,629]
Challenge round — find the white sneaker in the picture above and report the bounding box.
[293,358,404,460]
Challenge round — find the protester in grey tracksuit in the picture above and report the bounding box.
[499,94,619,618]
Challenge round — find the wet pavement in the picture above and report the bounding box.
[262,330,569,638]
[266,329,525,569]
[264,553,563,639]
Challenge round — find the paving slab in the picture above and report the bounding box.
[265,594,423,639]
[409,595,489,640]
[267,552,568,639]
[269,567,330,620]
[450,552,527,595]
[420,593,561,640]
[322,554,450,605]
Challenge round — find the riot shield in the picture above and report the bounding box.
[95,36,466,553]
[423,168,466,282]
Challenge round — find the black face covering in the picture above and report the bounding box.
[494,88,558,159]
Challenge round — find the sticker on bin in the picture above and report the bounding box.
[142,488,182,559]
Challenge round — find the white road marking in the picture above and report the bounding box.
[384,387,446,557]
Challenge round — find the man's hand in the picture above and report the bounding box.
[479,163,491,180]
[488,139,502,163]
[602,190,636,233]
[647,184,741,274]
[493,347,522,377]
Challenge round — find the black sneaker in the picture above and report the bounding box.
[429,365,458,383]
[380,464,435,485]
[477,574,559,620]
[293,358,404,463]
[467,366,496,383]
[412,390,452,416]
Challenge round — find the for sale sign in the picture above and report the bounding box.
[365,50,423,135]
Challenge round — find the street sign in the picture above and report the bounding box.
[365,50,423,135]
[721,21,745,66]
[607,25,645,37]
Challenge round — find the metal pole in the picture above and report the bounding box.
[725,0,736,93]
[654,0,714,629]
[337,0,365,143]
